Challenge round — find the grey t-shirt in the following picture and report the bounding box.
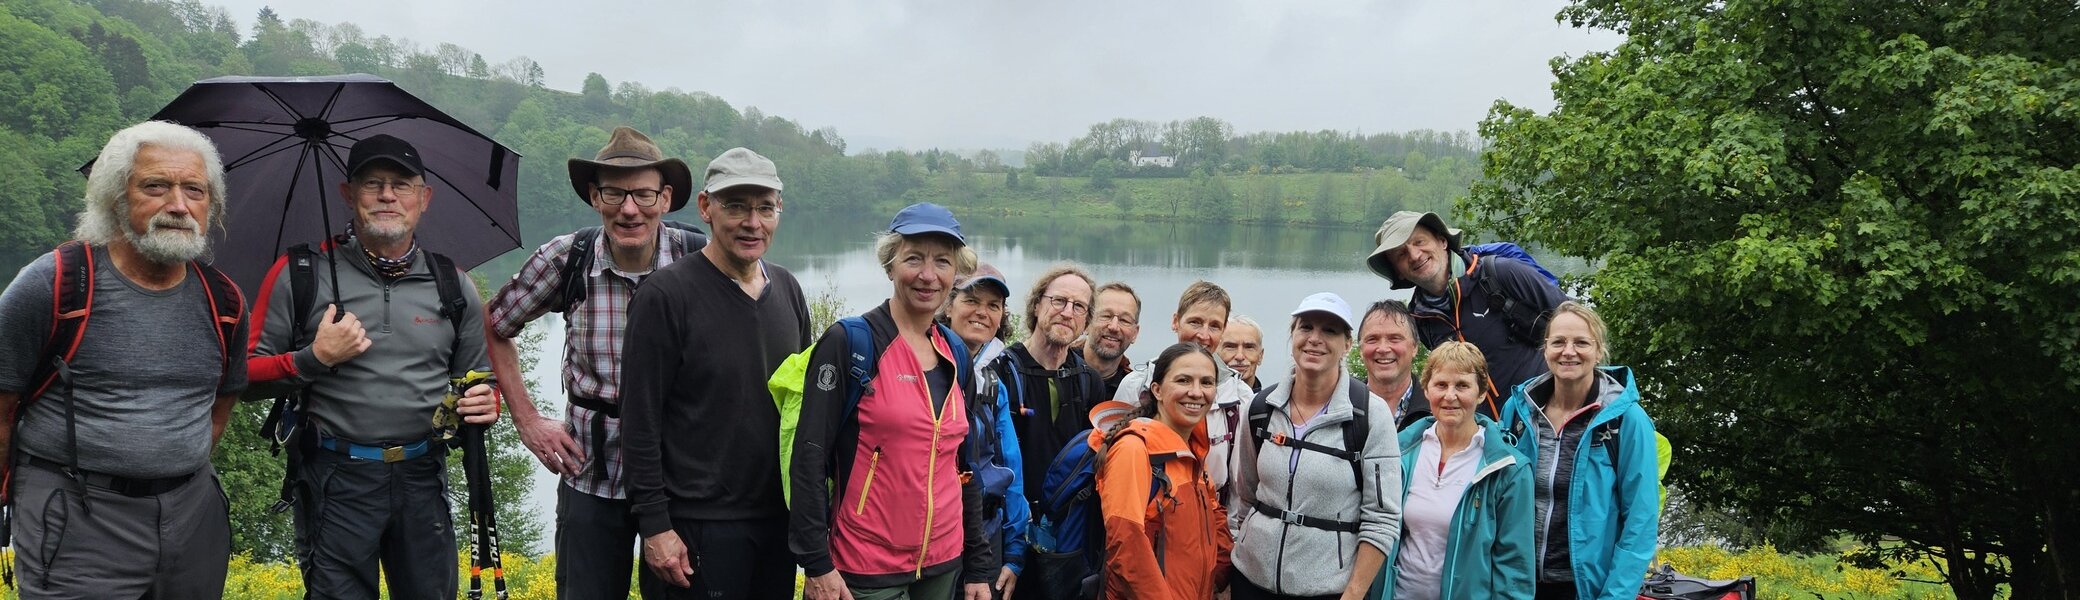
[0,248,248,479]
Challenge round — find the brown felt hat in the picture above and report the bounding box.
[567,127,694,212]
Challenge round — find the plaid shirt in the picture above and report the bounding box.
[487,228,693,499]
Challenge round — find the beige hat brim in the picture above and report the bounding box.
[1366,212,1461,289]
[568,156,695,213]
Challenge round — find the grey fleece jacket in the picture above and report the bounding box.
[246,238,489,443]
[1230,368,1403,596]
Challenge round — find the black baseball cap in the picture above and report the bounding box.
[345,134,425,178]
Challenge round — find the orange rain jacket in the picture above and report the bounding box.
[1092,404,1234,599]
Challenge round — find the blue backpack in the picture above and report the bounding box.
[1028,427,1175,600]
[1464,241,1563,346]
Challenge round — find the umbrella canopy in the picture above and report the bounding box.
[107,74,522,294]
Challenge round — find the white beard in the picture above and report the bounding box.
[125,216,208,264]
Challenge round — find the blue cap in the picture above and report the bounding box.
[889,202,964,244]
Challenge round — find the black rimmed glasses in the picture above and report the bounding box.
[596,186,664,207]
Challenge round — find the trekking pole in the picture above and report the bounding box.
[447,371,507,600]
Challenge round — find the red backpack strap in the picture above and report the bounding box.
[190,261,244,381]
[26,242,96,404]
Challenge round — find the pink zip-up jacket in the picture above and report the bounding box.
[833,324,970,578]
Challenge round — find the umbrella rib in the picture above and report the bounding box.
[331,117,410,137]
[223,135,313,172]
[254,85,310,123]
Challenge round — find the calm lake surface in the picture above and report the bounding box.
[0,209,1587,552]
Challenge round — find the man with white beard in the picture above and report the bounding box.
[0,121,249,598]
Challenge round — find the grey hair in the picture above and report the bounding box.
[1228,314,1261,334]
[75,121,228,244]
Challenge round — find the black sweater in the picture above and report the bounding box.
[622,256,810,537]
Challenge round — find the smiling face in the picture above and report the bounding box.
[947,286,1007,349]
[1029,273,1094,348]
[697,186,781,269]
[1151,350,1219,434]
[1289,312,1353,378]
[1086,288,1141,363]
[1544,312,1603,386]
[1217,320,1264,381]
[1392,225,1452,293]
[1424,365,1485,431]
[592,166,668,259]
[887,234,961,319]
[1172,300,1228,350]
[340,162,431,247]
[121,145,212,264]
[1359,310,1418,386]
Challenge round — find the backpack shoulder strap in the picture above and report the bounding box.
[1342,378,1371,485]
[26,242,96,403]
[937,323,974,392]
[190,261,244,381]
[425,251,467,326]
[1246,384,1276,447]
[838,316,877,423]
[1472,255,1550,347]
[663,220,708,253]
[553,227,602,314]
[287,243,318,344]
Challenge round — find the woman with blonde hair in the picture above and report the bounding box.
[1496,302,1659,600]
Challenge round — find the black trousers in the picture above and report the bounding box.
[292,448,455,600]
[554,483,639,600]
[1535,581,1580,599]
[636,515,794,600]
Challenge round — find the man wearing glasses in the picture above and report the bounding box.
[987,264,1107,596]
[246,134,500,599]
[620,147,811,599]
[484,127,707,599]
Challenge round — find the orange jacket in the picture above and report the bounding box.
[1093,410,1234,600]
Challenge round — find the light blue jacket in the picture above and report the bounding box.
[1373,415,1535,600]
[974,340,1032,574]
[1497,366,1660,600]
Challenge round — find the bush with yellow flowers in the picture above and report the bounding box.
[1658,544,1969,599]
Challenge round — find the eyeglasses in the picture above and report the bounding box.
[1042,294,1091,317]
[356,179,423,197]
[718,202,782,221]
[1094,311,1137,327]
[596,186,663,207]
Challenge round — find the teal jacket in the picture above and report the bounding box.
[1497,366,1660,600]
[1372,415,1536,600]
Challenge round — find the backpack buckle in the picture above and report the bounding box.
[1280,509,1304,526]
[1270,433,1289,446]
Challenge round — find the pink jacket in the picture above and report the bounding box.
[831,328,971,578]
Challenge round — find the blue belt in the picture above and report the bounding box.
[318,436,433,463]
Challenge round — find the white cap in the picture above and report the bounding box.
[1288,292,1356,332]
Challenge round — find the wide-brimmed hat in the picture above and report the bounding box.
[1365,211,1462,289]
[567,127,694,212]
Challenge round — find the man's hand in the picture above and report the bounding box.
[995,567,1018,599]
[312,304,370,366]
[456,383,500,425]
[803,571,852,600]
[514,414,584,474]
[963,582,991,600]
[642,531,694,588]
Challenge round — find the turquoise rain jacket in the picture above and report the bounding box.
[1497,366,1659,600]
[1373,415,1535,600]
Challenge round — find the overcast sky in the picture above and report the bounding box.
[213,1,1622,151]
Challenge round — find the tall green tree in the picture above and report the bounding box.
[1469,1,2080,597]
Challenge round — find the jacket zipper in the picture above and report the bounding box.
[917,357,953,577]
[855,446,882,515]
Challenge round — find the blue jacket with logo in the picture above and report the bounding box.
[1496,366,1659,600]
[1374,415,1535,599]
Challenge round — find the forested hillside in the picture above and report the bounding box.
[1,0,1480,264]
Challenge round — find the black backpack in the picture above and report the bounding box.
[1243,378,1372,533]
[548,221,705,314]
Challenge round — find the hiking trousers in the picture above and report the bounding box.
[636,516,793,600]
[9,459,229,600]
[292,446,456,600]
[555,483,638,600]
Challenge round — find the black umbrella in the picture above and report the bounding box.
[97,73,522,295]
